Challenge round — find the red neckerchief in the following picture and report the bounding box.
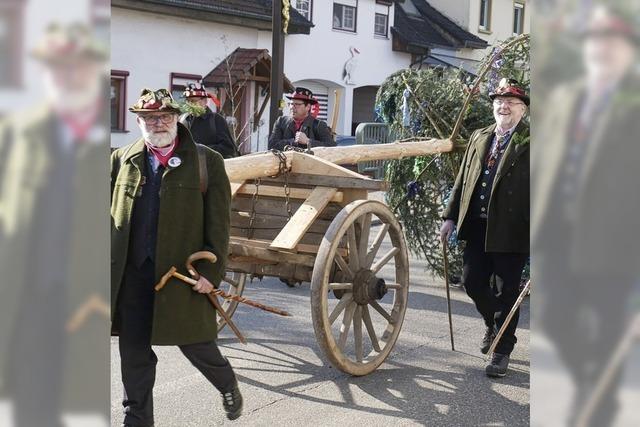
[59,101,100,141]
[145,137,179,168]
[293,117,305,131]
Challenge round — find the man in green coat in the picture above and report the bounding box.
[111,88,242,426]
[440,78,530,378]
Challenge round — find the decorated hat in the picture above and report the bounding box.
[583,5,639,45]
[285,87,318,105]
[489,78,530,106]
[129,88,181,114]
[183,82,209,98]
[31,22,107,64]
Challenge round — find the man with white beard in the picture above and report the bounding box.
[111,88,242,426]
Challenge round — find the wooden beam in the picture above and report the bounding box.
[230,181,245,198]
[262,173,389,191]
[236,183,343,203]
[270,187,338,250]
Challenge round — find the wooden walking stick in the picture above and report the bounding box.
[441,240,456,351]
[486,279,530,357]
[156,266,248,345]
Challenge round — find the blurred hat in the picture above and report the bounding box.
[31,22,107,64]
[584,5,639,44]
[285,87,318,105]
[489,78,530,106]
[183,82,209,98]
[129,88,181,114]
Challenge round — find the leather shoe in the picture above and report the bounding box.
[480,326,496,354]
[485,352,510,378]
[222,382,243,420]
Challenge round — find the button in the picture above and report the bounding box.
[481,207,486,212]
[508,190,513,195]
[482,182,487,187]
[480,195,485,200]
[485,170,490,175]
[507,172,511,177]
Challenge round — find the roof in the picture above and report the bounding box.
[112,0,314,34]
[392,0,488,51]
[203,48,294,92]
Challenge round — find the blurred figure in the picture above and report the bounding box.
[0,23,109,426]
[532,4,640,426]
[441,78,530,378]
[180,81,239,158]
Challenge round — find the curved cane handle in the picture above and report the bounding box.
[185,251,218,279]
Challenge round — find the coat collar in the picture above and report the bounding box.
[494,120,529,181]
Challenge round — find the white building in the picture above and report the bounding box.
[110,0,489,150]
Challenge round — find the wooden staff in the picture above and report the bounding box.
[441,240,455,351]
[330,89,341,135]
[487,279,530,357]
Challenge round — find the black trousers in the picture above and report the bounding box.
[117,259,237,426]
[462,219,528,355]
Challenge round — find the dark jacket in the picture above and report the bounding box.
[444,121,530,254]
[181,108,238,158]
[111,123,231,344]
[268,114,335,150]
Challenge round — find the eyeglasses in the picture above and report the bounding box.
[289,102,306,107]
[139,113,176,125]
[493,99,525,107]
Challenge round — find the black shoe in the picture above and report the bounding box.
[222,383,243,420]
[480,326,496,354]
[485,352,510,378]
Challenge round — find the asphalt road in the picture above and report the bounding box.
[110,250,530,427]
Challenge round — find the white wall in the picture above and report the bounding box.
[282,0,411,135]
[423,0,471,28]
[110,8,262,147]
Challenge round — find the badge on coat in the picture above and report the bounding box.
[168,156,182,168]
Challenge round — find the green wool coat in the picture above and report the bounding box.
[443,121,530,254]
[111,124,231,345]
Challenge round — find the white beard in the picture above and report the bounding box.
[142,125,178,147]
[44,73,102,114]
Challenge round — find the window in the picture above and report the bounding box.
[374,13,388,37]
[111,70,129,132]
[479,0,491,31]
[0,2,25,88]
[292,0,312,22]
[333,2,357,32]
[513,2,525,35]
[374,2,389,37]
[169,72,202,101]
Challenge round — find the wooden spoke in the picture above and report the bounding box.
[347,224,360,271]
[334,254,354,279]
[385,283,403,290]
[369,300,394,324]
[362,305,381,352]
[365,224,389,268]
[329,293,354,325]
[357,213,372,268]
[329,283,354,291]
[371,247,400,275]
[353,306,364,362]
[338,302,357,351]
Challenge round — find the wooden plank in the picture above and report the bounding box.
[230,211,332,235]
[228,240,316,267]
[232,197,343,219]
[236,183,344,203]
[230,227,326,246]
[289,152,368,179]
[262,173,389,191]
[270,187,338,250]
[230,237,347,257]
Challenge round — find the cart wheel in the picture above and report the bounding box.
[217,271,247,331]
[311,200,409,375]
